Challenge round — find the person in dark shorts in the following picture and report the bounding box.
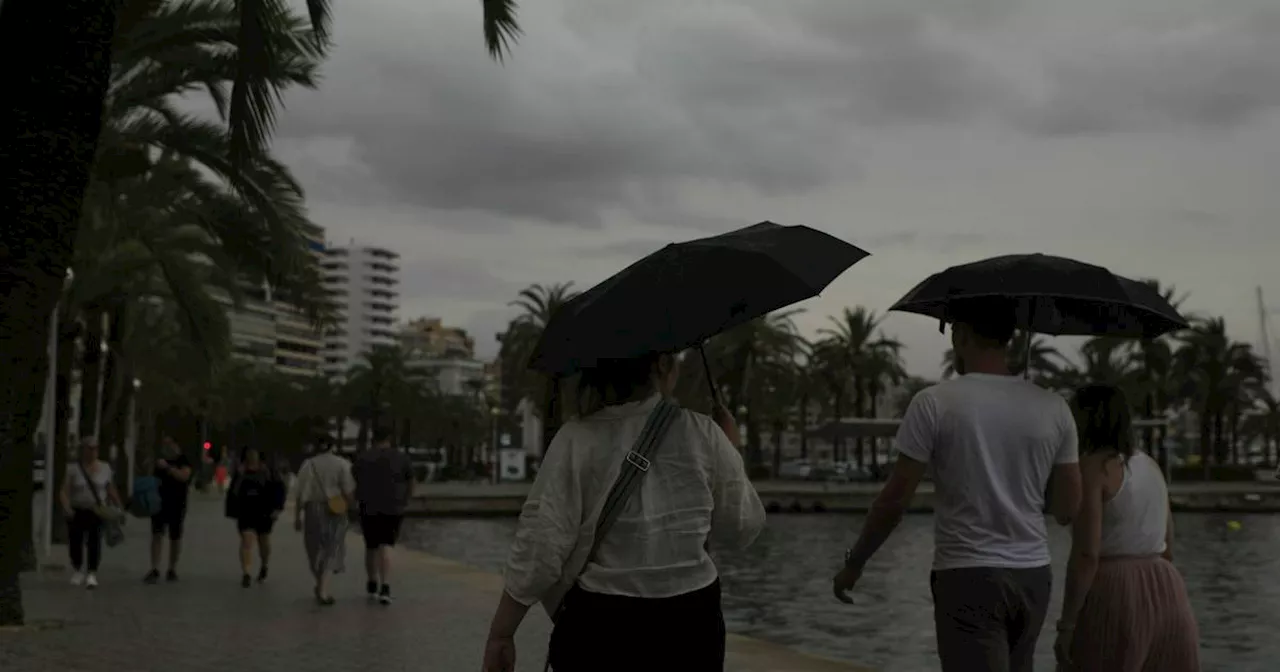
[226,447,286,587]
[146,436,193,584]
[353,427,415,604]
[832,299,1082,672]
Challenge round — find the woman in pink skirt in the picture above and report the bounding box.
[1054,385,1200,671]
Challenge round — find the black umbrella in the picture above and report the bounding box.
[528,221,868,400]
[889,253,1189,338]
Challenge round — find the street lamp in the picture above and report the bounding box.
[489,405,501,484]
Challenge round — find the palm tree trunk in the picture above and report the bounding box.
[853,379,866,470]
[0,0,120,625]
[798,393,809,459]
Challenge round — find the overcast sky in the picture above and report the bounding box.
[271,0,1280,377]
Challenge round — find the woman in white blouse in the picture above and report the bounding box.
[482,351,766,672]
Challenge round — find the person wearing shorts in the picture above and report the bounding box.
[146,437,192,584]
[226,447,286,587]
[353,428,415,605]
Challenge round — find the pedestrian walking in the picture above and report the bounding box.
[482,351,766,672]
[293,436,355,606]
[1054,385,1201,671]
[353,427,415,605]
[59,438,122,589]
[832,300,1082,672]
[226,447,287,587]
[145,435,193,583]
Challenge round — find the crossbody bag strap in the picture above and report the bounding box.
[308,459,327,500]
[78,461,105,507]
[582,397,681,567]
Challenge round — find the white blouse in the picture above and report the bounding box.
[503,394,766,605]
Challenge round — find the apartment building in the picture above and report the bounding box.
[399,316,486,397]
[271,225,327,376]
[322,240,400,377]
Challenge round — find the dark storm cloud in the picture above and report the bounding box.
[396,257,518,302]
[1017,12,1280,135]
[276,1,1280,231]
[276,2,1009,228]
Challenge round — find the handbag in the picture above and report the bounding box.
[542,397,682,622]
[309,460,348,516]
[78,461,125,548]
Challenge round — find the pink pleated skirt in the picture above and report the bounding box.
[1069,555,1201,672]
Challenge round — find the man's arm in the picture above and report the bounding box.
[845,392,935,571]
[844,455,928,571]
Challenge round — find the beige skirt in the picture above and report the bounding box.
[1070,555,1201,672]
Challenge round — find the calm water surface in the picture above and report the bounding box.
[403,513,1280,671]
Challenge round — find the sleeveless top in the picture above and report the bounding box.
[1099,452,1168,557]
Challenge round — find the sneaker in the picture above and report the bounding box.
[70,571,85,586]
[365,580,378,599]
[241,574,252,588]
[378,584,392,605]
[85,574,99,589]
[165,569,179,582]
[143,570,160,584]
[257,566,268,583]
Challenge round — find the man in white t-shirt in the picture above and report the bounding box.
[832,299,1082,672]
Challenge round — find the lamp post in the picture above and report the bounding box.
[126,378,141,494]
[490,405,501,484]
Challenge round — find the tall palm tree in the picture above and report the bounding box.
[818,307,902,466]
[699,311,802,470]
[497,282,579,451]
[0,1,522,623]
[1175,318,1266,470]
[1124,279,1190,464]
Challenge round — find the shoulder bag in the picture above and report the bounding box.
[78,461,125,548]
[309,459,348,516]
[541,397,682,622]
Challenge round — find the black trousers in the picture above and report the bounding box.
[930,566,1053,672]
[68,508,103,572]
[547,580,725,672]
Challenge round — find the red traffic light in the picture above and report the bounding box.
[202,442,212,451]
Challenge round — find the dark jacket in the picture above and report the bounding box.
[225,468,286,520]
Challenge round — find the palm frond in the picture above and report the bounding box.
[482,0,522,61]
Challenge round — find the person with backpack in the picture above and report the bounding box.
[225,447,287,587]
[145,436,193,584]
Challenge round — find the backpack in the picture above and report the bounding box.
[129,476,163,518]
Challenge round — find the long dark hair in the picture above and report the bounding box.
[1071,384,1134,458]
[575,353,662,417]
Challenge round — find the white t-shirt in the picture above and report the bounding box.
[896,373,1078,571]
[66,461,115,510]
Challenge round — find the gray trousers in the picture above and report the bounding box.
[929,565,1052,672]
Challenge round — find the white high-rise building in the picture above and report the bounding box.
[321,240,400,376]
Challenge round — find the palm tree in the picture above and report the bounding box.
[1124,279,1190,465]
[497,283,579,451]
[700,311,802,471]
[344,345,414,451]
[818,307,902,466]
[0,1,521,623]
[1175,319,1266,470]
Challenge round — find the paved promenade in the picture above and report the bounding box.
[4,495,870,672]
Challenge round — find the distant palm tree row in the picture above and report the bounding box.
[497,281,1279,473]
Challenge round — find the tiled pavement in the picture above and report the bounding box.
[4,495,870,672]
[4,495,552,672]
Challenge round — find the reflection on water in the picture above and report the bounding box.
[403,513,1280,671]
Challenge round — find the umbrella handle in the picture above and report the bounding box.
[697,344,721,407]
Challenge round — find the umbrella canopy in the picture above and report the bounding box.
[889,253,1189,338]
[529,221,868,374]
